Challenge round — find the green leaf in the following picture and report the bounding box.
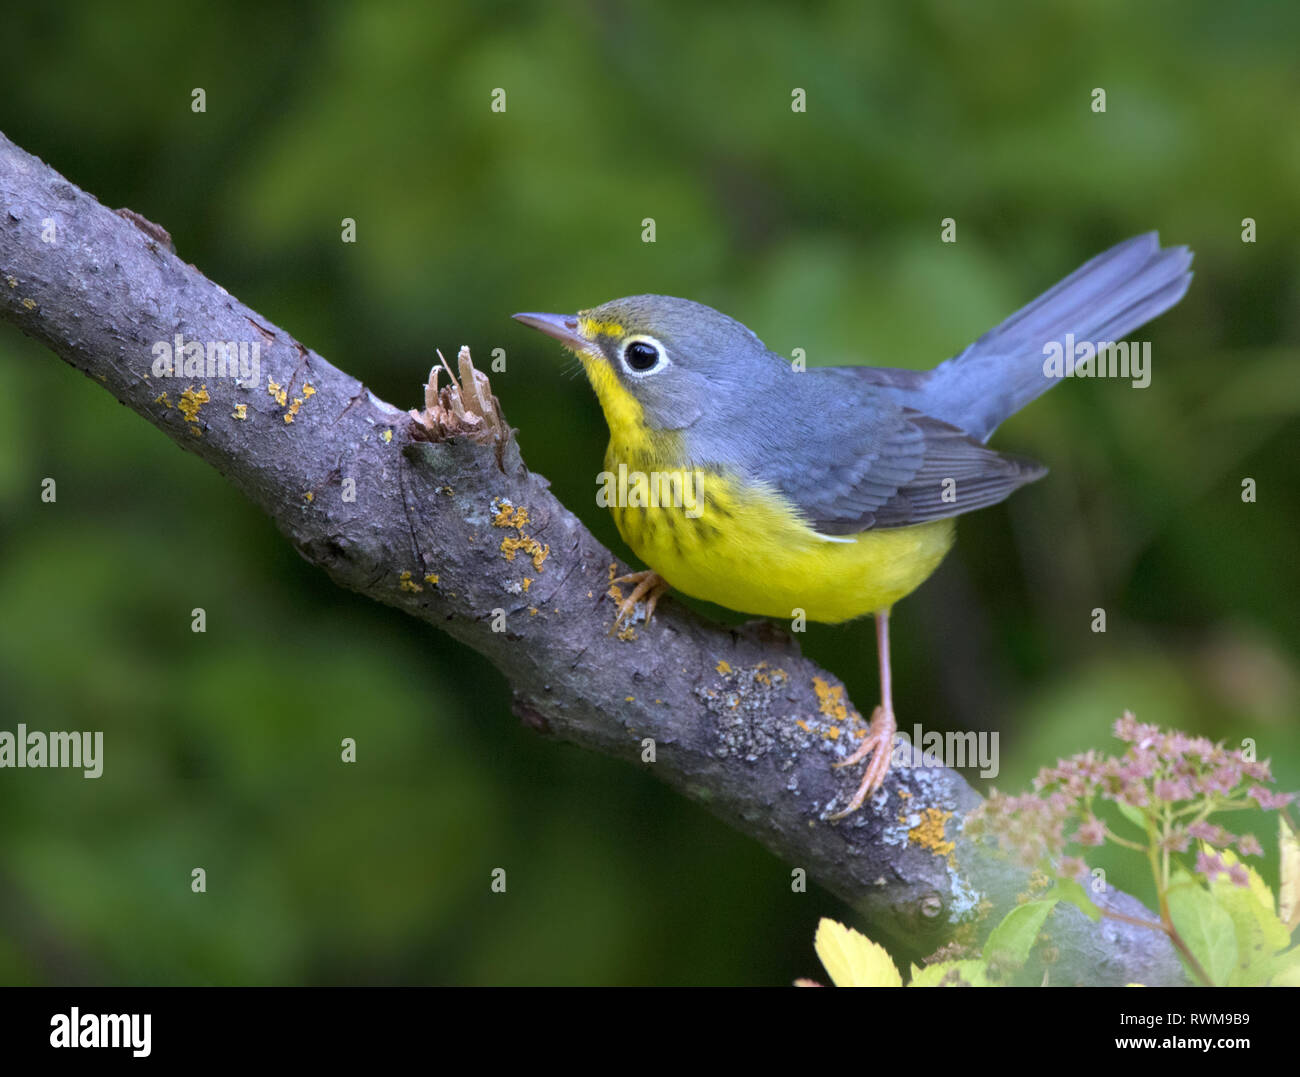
[1048,878,1103,921]
[983,899,1058,969]
[1267,948,1300,987]
[1214,846,1281,928]
[1114,799,1150,834]
[1204,847,1291,985]
[908,959,992,987]
[1167,882,1239,986]
[1212,883,1289,986]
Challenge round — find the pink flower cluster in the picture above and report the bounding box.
[967,712,1293,887]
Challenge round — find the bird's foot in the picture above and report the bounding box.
[828,704,897,819]
[610,570,669,632]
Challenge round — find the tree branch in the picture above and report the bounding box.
[0,130,1188,985]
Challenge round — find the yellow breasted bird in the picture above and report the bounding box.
[515,233,1193,817]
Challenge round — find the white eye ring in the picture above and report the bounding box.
[620,334,669,377]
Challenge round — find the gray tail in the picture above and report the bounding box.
[919,233,1193,440]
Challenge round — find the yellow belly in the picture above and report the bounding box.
[606,459,955,624]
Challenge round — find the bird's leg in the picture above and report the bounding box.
[829,608,897,819]
[610,570,669,631]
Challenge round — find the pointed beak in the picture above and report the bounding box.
[513,311,589,353]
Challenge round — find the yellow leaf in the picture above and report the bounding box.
[814,918,902,987]
[1269,962,1300,987]
[1280,817,1300,933]
[907,960,991,987]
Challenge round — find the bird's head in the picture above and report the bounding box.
[514,295,777,434]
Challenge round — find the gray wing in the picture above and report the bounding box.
[756,233,1191,532]
[738,373,1046,535]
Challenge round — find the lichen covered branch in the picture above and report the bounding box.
[0,130,1188,984]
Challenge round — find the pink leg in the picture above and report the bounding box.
[829,609,897,819]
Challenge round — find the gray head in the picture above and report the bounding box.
[514,295,788,432]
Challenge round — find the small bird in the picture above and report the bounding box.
[515,233,1193,817]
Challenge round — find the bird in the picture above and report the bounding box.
[514,233,1193,817]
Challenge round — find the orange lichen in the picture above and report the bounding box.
[500,534,549,570]
[494,500,549,571]
[716,660,733,675]
[907,807,955,857]
[398,571,423,593]
[178,385,209,424]
[812,676,850,722]
[178,384,210,435]
[493,503,530,529]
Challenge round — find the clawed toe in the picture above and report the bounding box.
[610,570,669,632]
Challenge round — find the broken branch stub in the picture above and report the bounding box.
[409,346,507,447]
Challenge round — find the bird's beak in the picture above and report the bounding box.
[513,312,590,353]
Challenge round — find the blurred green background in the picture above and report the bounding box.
[1,0,1297,985]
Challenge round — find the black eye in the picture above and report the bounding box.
[623,339,662,372]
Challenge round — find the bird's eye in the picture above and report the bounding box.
[622,338,664,374]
